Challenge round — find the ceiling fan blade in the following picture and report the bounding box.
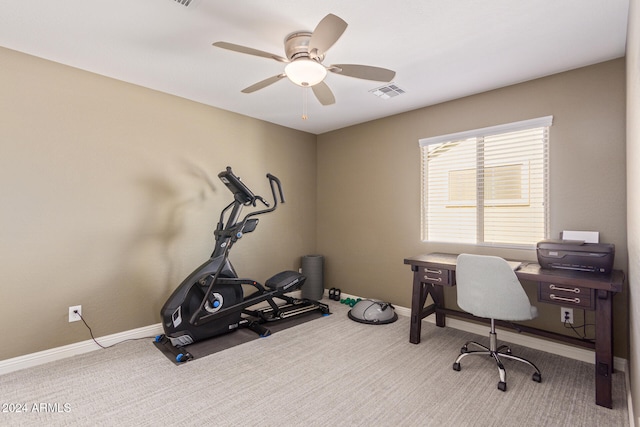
[213,41,288,63]
[329,64,396,82]
[241,74,287,93]
[309,14,348,57]
[312,81,336,106]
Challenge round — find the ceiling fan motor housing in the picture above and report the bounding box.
[284,32,324,62]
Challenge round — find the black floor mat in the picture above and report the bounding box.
[154,310,329,365]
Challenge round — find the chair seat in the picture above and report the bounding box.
[468,304,538,322]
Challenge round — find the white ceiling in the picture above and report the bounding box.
[0,0,629,135]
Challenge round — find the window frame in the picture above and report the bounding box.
[419,116,552,249]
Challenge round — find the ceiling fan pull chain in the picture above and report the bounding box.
[302,87,309,120]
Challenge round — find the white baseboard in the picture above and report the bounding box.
[0,290,309,376]
[0,323,163,376]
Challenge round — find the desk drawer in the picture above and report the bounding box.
[420,267,453,286]
[538,282,595,309]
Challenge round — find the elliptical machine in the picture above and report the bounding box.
[156,166,330,362]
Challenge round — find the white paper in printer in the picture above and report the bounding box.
[561,230,599,243]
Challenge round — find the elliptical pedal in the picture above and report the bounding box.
[246,320,272,337]
[153,334,193,364]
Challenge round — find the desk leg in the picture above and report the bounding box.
[410,271,425,344]
[431,284,445,327]
[595,289,613,408]
[410,271,446,344]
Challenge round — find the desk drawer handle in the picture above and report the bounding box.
[550,294,580,304]
[549,284,581,294]
[424,275,442,282]
[424,268,442,274]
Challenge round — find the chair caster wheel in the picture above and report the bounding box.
[532,372,542,383]
[460,346,468,354]
[453,362,461,371]
[498,381,507,392]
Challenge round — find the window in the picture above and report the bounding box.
[419,116,552,247]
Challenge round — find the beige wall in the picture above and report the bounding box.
[626,0,640,420]
[0,47,317,360]
[317,58,628,357]
[0,46,630,363]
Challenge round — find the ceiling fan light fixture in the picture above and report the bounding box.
[285,59,327,87]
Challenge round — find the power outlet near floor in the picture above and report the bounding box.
[69,305,82,322]
[561,307,574,324]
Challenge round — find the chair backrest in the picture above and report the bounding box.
[456,254,537,321]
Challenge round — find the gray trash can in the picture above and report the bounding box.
[301,255,324,300]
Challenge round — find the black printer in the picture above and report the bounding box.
[536,240,615,274]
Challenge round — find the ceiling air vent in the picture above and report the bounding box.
[173,0,192,6]
[370,83,405,99]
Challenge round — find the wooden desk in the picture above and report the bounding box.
[404,253,624,409]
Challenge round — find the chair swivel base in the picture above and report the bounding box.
[452,336,542,392]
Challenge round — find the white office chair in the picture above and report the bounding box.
[452,253,542,391]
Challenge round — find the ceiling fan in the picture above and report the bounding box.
[212,13,396,106]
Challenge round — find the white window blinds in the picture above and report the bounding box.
[419,116,552,247]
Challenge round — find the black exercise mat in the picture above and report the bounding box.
[154,310,329,365]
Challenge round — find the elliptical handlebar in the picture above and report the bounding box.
[267,173,285,204]
[237,172,284,226]
[211,167,285,257]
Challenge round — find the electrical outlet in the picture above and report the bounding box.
[69,305,82,322]
[561,307,573,324]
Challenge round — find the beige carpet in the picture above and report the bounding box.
[1,300,629,426]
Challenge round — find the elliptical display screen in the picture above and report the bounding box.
[218,167,255,204]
